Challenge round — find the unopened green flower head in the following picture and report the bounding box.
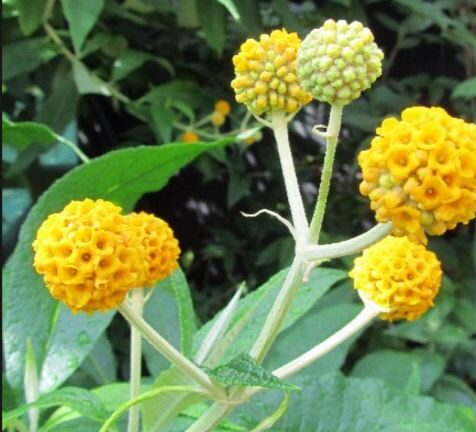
[297,19,384,106]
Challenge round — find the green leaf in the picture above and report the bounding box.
[2,387,109,428]
[151,104,174,143]
[3,37,58,80]
[432,374,476,410]
[112,49,159,82]
[394,0,453,30]
[451,77,476,100]
[17,0,49,35]
[234,0,262,36]
[204,353,298,390]
[142,367,205,432]
[217,0,239,20]
[3,139,233,398]
[231,372,475,432]
[196,0,227,56]
[194,267,347,367]
[60,0,105,54]
[2,118,57,151]
[265,303,362,378]
[72,60,110,95]
[352,350,422,395]
[142,269,197,375]
[272,0,300,31]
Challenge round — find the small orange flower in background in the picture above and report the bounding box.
[180,131,200,143]
[231,29,312,115]
[358,106,476,243]
[214,100,231,116]
[33,199,180,313]
[350,236,442,321]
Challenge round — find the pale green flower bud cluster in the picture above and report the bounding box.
[297,19,384,106]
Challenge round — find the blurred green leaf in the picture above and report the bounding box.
[60,0,105,54]
[151,104,174,143]
[432,374,476,410]
[197,0,226,56]
[2,118,57,150]
[17,0,48,36]
[3,37,58,80]
[451,77,476,100]
[72,60,110,95]
[204,353,298,390]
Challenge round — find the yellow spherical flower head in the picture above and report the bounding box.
[125,212,180,287]
[350,236,442,321]
[297,19,384,106]
[231,29,312,115]
[358,106,476,243]
[181,131,199,143]
[214,100,231,116]
[33,199,145,313]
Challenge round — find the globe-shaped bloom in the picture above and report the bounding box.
[231,29,312,115]
[33,199,145,313]
[358,106,476,243]
[297,19,384,106]
[350,236,442,321]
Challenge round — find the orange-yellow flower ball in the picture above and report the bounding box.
[214,100,231,116]
[125,212,180,287]
[180,131,200,143]
[349,236,442,321]
[358,106,476,243]
[33,199,145,313]
[231,29,312,115]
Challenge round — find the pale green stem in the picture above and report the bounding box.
[271,111,309,246]
[55,135,90,163]
[272,302,380,379]
[186,403,232,432]
[249,257,305,364]
[127,289,144,432]
[305,222,393,261]
[309,104,343,243]
[24,340,39,432]
[118,302,226,400]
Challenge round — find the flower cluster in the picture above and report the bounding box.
[33,199,180,313]
[297,19,383,106]
[211,100,231,127]
[358,106,476,243]
[350,236,442,321]
[231,29,312,115]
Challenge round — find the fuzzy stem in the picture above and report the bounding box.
[309,105,343,243]
[273,303,380,379]
[118,302,225,400]
[127,289,144,432]
[305,223,393,261]
[249,257,305,364]
[271,111,309,246]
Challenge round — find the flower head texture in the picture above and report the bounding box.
[297,19,384,106]
[231,29,312,115]
[125,212,180,287]
[33,199,145,313]
[358,106,476,243]
[349,236,442,321]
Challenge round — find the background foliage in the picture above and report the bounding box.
[2,0,475,431]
